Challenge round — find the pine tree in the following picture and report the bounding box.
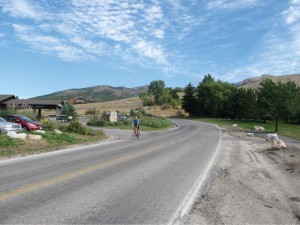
[182,83,197,116]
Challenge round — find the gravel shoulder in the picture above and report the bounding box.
[184,129,300,225]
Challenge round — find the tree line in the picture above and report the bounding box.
[182,74,300,131]
[139,80,182,108]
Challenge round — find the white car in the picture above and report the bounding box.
[0,117,23,133]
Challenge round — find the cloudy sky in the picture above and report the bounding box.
[0,0,299,98]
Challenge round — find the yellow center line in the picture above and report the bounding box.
[0,142,166,202]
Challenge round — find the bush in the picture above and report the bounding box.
[85,108,101,117]
[170,99,179,109]
[66,120,87,135]
[121,119,131,126]
[87,118,106,127]
[140,117,172,128]
[56,120,104,136]
[139,108,147,116]
[130,108,135,117]
[61,104,77,119]
[0,109,17,117]
[161,104,171,110]
[40,118,56,131]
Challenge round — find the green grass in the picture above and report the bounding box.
[87,117,174,131]
[190,117,300,140]
[41,132,77,144]
[0,128,106,159]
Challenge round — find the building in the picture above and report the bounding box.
[69,97,86,104]
[0,94,66,119]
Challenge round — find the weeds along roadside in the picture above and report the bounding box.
[0,120,106,159]
[86,116,174,130]
[191,117,300,141]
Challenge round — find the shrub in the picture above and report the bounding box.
[140,117,172,128]
[130,108,135,117]
[0,109,17,117]
[61,104,77,119]
[40,118,56,131]
[135,111,144,118]
[170,99,179,109]
[67,120,87,134]
[85,108,101,117]
[139,108,147,116]
[61,120,104,136]
[121,119,131,126]
[87,118,106,127]
[161,104,171,110]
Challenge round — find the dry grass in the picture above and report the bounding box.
[240,74,300,89]
[75,97,142,115]
[74,97,186,117]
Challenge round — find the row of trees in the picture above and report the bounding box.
[182,74,300,131]
[139,80,182,108]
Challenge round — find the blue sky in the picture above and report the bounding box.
[0,0,300,99]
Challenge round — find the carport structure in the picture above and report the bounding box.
[0,95,66,119]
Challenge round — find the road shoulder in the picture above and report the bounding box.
[184,130,300,224]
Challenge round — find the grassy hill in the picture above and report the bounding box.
[74,96,185,117]
[236,74,300,89]
[30,85,148,103]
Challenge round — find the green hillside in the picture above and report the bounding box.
[30,85,148,103]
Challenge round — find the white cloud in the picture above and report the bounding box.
[223,22,300,80]
[206,0,258,10]
[281,0,300,25]
[70,36,108,57]
[154,29,165,39]
[7,0,295,83]
[1,0,171,65]
[144,4,163,22]
[12,23,88,61]
[0,0,46,20]
[0,0,210,77]
[291,0,300,4]
[133,40,167,65]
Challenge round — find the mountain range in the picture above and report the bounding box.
[31,85,148,103]
[31,74,300,103]
[236,74,300,89]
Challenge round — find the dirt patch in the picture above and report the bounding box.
[183,130,300,225]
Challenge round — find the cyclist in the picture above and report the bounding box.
[132,117,140,137]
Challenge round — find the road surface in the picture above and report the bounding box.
[0,119,221,224]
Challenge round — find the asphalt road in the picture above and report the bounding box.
[0,119,222,224]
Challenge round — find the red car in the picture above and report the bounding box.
[2,114,43,132]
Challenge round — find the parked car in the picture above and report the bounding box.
[0,117,23,133]
[2,115,43,132]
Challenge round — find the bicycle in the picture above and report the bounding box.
[132,128,140,139]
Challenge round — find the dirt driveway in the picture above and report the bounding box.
[184,129,300,225]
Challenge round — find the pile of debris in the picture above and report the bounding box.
[266,133,287,149]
